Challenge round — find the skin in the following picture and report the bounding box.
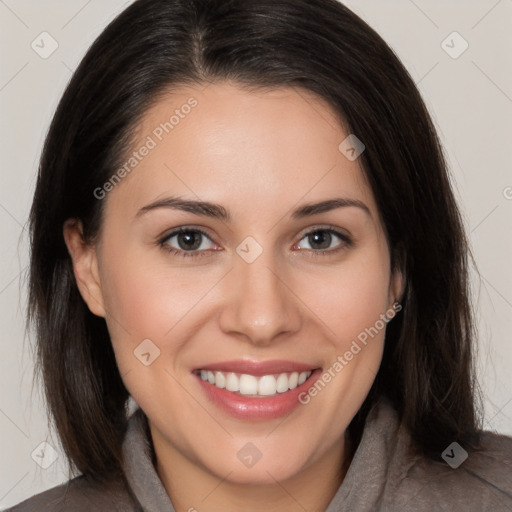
[64,81,403,512]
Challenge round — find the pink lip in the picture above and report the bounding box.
[193,359,318,376]
[193,363,323,420]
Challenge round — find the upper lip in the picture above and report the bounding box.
[193,359,319,376]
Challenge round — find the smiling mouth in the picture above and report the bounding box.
[194,369,316,397]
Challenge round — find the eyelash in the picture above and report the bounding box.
[158,226,353,259]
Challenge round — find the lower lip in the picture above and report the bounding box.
[194,369,323,420]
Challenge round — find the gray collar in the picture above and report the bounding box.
[122,408,176,512]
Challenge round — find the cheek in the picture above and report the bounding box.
[97,243,227,379]
[304,249,391,346]
[97,252,202,409]
[99,246,207,335]
[96,246,170,366]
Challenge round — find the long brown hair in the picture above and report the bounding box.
[28,0,483,481]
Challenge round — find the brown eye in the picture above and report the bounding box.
[296,228,351,253]
[173,231,203,251]
[160,228,216,258]
[306,230,333,250]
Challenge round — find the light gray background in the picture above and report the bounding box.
[1,0,511,508]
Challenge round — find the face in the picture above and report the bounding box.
[65,81,402,486]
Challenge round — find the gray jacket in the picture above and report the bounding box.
[6,397,512,511]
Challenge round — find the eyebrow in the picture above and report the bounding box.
[136,196,371,221]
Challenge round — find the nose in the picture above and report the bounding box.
[218,249,302,347]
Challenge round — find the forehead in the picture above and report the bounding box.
[104,81,377,224]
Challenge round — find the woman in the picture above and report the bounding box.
[8,0,512,510]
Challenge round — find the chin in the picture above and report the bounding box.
[199,444,312,486]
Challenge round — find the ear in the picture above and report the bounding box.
[388,267,405,309]
[63,219,106,317]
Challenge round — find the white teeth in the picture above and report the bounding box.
[258,375,277,396]
[298,371,308,385]
[226,372,239,392]
[199,369,313,396]
[239,374,258,395]
[276,373,289,393]
[214,371,226,389]
[289,372,299,389]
